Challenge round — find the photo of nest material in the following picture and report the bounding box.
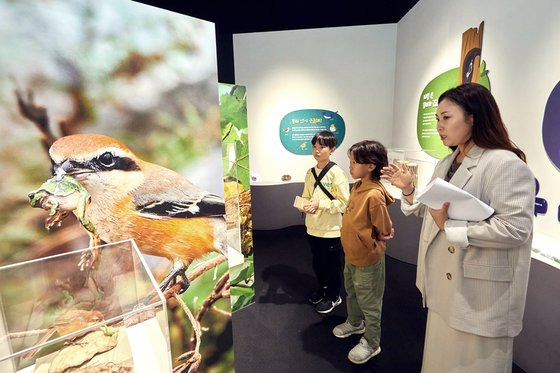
[219,84,255,312]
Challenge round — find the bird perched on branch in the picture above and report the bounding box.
[47,133,227,292]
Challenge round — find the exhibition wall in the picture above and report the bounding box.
[393,0,560,262]
[393,2,560,371]
[233,24,397,184]
[235,0,560,263]
[233,0,560,372]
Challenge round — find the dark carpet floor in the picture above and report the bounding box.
[232,226,526,373]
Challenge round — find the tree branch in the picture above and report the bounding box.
[187,255,227,283]
[167,255,230,373]
[195,272,230,324]
[172,294,202,373]
[15,88,56,153]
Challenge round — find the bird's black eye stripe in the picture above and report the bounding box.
[94,153,140,171]
[49,155,140,175]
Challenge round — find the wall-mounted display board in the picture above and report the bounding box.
[537,79,560,264]
[542,80,560,172]
[459,22,484,85]
[417,22,489,159]
[416,64,491,159]
[279,109,345,155]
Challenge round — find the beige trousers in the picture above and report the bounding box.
[422,310,513,373]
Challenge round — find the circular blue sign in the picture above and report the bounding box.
[543,81,560,170]
[279,109,345,155]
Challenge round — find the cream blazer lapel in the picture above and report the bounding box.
[423,145,485,249]
[448,145,484,190]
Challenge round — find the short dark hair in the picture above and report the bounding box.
[348,140,388,180]
[439,83,526,162]
[311,130,337,148]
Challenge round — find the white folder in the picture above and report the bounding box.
[415,177,494,221]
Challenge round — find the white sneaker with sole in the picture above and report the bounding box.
[348,336,381,364]
[332,320,366,338]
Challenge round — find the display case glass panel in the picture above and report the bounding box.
[385,148,438,198]
[0,240,171,373]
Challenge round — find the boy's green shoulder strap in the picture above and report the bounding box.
[311,161,336,200]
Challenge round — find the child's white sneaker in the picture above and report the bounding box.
[348,336,381,364]
[332,320,365,338]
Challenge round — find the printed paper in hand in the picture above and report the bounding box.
[415,178,494,221]
[293,195,310,210]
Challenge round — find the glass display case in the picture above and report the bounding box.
[0,239,171,373]
[385,148,439,198]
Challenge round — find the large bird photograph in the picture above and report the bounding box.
[0,0,233,372]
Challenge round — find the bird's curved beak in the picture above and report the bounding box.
[53,160,91,179]
[53,161,70,179]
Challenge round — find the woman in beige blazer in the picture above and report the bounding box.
[382,83,534,373]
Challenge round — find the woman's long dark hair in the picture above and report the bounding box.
[439,83,526,162]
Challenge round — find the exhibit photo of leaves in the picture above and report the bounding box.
[219,84,255,312]
[0,0,233,372]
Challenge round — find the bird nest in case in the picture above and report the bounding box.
[0,239,171,373]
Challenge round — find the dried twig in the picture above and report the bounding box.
[172,294,202,373]
[195,272,229,324]
[159,254,228,300]
[14,88,56,153]
[184,271,230,362]
[186,255,227,283]
[169,255,230,373]
[7,328,51,339]
[14,73,87,156]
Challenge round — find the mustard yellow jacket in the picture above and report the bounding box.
[341,179,394,266]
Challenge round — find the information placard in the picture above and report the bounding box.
[417,62,490,159]
[279,109,345,155]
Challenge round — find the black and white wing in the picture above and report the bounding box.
[132,164,225,220]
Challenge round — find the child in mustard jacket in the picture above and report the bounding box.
[333,140,394,364]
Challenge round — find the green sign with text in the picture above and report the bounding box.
[417,61,490,159]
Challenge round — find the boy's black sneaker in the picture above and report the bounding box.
[315,296,342,314]
[308,289,325,305]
